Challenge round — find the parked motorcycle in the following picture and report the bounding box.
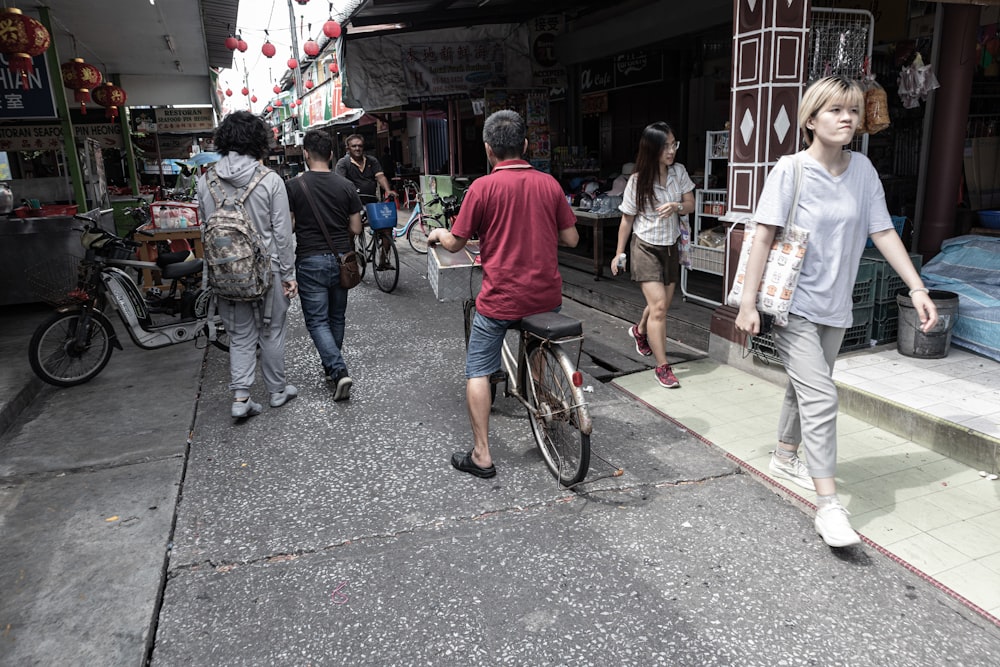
[27,208,228,387]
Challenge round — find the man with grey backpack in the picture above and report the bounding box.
[197,111,298,420]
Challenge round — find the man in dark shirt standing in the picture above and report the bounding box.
[286,130,363,400]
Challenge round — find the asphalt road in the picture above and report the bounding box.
[3,246,1000,665]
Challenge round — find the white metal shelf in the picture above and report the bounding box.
[682,131,729,306]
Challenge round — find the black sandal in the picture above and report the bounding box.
[451,450,496,479]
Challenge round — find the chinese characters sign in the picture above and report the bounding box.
[153,107,215,132]
[0,53,56,119]
[402,42,506,102]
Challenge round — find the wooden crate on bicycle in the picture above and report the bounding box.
[427,241,480,302]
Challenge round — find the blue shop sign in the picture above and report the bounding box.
[0,53,57,120]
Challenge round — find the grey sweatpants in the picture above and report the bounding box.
[772,314,847,479]
[218,282,291,398]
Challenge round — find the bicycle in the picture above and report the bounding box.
[354,194,399,293]
[396,193,462,254]
[460,275,593,487]
[27,208,228,387]
[400,179,420,209]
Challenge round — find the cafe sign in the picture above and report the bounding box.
[579,50,663,95]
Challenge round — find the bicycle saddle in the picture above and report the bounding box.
[158,255,204,280]
[520,312,582,339]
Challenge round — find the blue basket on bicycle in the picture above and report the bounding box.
[365,202,397,230]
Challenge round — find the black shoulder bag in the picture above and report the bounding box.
[298,176,361,289]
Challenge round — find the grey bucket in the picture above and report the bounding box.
[895,290,959,359]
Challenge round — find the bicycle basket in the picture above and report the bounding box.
[26,254,87,307]
[365,202,397,230]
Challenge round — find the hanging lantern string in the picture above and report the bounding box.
[48,11,103,67]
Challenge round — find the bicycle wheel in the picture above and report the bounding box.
[373,237,399,293]
[354,231,368,279]
[407,217,430,254]
[29,310,115,387]
[524,342,591,486]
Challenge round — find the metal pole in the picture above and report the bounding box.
[287,0,303,99]
[114,75,141,196]
[37,7,87,208]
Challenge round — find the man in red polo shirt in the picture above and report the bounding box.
[428,110,579,479]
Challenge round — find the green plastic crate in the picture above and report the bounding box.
[861,248,924,301]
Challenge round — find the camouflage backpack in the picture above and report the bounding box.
[202,166,272,301]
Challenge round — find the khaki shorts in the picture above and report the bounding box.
[630,236,680,285]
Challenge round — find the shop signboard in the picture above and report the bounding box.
[529,15,567,96]
[402,41,506,102]
[299,79,360,130]
[0,53,56,119]
[154,107,215,132]
[579,50,663,95]
[0,122,123,151]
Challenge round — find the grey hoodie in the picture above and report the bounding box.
[197,152,296,283]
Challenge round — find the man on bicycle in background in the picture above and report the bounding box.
[286,130,363,401]
[335,134,398,268]
[427,110,579,479]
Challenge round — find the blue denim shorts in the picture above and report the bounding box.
[465,311,518,379]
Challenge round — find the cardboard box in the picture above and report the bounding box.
[427,241,480,302]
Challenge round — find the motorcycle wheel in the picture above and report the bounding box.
[29,311,114,387]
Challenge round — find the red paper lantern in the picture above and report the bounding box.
[303,39,319,58]
[273,99,283,106]
[241,87,249,96]
[225,88,233,97]
[323,21,341,39]
[287,58,299,70]
[0,8,51,90]
[262,41,276,58]
[266,105,273,112]
[225,35,238,50]
[273,84,281,94]
[60,58,102,115]
[90,81,126,120]
[237,38,248,53]
[251,95,258,103]
[305,79,314,90]
[328,61,339,74]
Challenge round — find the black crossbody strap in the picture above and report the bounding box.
[298,175,348,254]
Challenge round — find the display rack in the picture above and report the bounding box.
[681,130,729,306]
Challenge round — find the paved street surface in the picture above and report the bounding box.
[3,247,1000,665]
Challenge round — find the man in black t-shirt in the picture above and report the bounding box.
[286,130,362,400]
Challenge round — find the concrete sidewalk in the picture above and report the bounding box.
[3,247,1000,665]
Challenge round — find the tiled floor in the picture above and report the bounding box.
[613,349,1000,622]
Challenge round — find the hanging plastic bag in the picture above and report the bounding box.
[863,78,891,135]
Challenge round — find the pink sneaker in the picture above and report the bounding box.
[654,363,680,388]
[628,325,652,356]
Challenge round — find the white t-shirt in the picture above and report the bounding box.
[619,163,695,246]
[753,151,894,327]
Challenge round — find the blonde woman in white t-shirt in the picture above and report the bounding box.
[735,76,938,548]
[611,121,695,389]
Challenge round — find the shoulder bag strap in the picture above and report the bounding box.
[784,153,804,236]
[298,175,342,254]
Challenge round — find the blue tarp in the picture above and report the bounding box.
[921,235,1000,361]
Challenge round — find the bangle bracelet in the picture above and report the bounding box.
[909,287,929,297]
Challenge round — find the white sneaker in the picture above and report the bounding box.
[769,452,816,491]
[270,384,298,408]
[231,398,262,420]
[815,499,861,547]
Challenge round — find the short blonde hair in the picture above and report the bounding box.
[798,76,865,146]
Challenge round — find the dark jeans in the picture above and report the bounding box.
[296,254,349,373]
